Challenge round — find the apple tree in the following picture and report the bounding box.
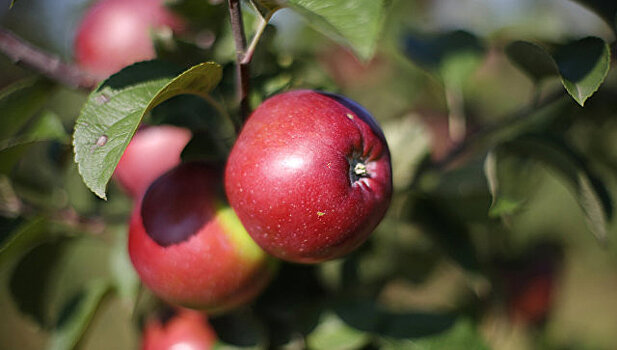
[0,0,616,349]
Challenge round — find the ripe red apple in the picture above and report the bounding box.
[507,272,554,325]
[225,90,392,263]
[74,0,184,80]
[500,242,563,326]
[142,308,216,350]
[129,161,276,312]
[114,125,192,198]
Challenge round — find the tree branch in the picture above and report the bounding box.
[431,89,568,171]
[227,0,250,127]
[0,28,97,90]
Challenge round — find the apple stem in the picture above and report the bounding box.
[0,28,97,90]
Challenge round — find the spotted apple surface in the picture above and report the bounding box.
[225,90,392,263]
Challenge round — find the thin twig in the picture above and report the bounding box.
[0,28,96,90]
[431,89,568,171]
[444,81,466,143]
[227,0,250,126]
[228,0,247,62]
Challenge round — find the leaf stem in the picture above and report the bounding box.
[241,15,268,65]
[0,28,96,90]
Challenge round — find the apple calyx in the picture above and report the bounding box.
[349,157,368,183]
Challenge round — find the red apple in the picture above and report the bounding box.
[142,308,216,350]
[129,161,276,312]
[507,272,554,325]
[225,90,392,263]
[114,125,192,198]
[501,242,563,326]
[74,0,184,80]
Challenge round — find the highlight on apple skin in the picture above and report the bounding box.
[74,0,184,80]
[141,308,216,350]
[128,161,277,312]
[225,90,393,264]
[114,125,192,198]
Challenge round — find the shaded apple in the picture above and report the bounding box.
[225,90,392,263]
[129,161,276,312]
[500,242,564,326]
[142,308,216,350]
[114,125,192,198]
[74,0,184,80]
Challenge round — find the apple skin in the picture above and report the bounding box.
[114,125,192,198]
[225,90,392,263]
[507,272,554,325]
[142,308,216,350]
[499,242,563,326]
[74,0,184,80]
[129,161,277,312]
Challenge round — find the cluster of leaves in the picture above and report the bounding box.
[1,0,617,349]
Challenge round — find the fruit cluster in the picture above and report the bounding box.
[118,90,392,312]
[77,0,392,347]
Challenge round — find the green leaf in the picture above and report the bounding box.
[403,30,485,82]
[286,0,390,60]
[333,298,457,339]
[48,280,111,350]
[504,38,610,106]
[0,110,68,175]
[73,61,222,199]
[9,0,17,9]
[0,216,49,273]
[250,0,283,19]
[27,110,69,141]
[483,149,541,218]
[0,78,55,140]
[9,237,112,329]
[306,311,370,350]
[494,135,613,242]
[553,37,610,106]
[505,41,558,82]
[9,239,71,327]
[0,110,69,152]
[380,318,489,350]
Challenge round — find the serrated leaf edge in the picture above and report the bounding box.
[73,62,222,199]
